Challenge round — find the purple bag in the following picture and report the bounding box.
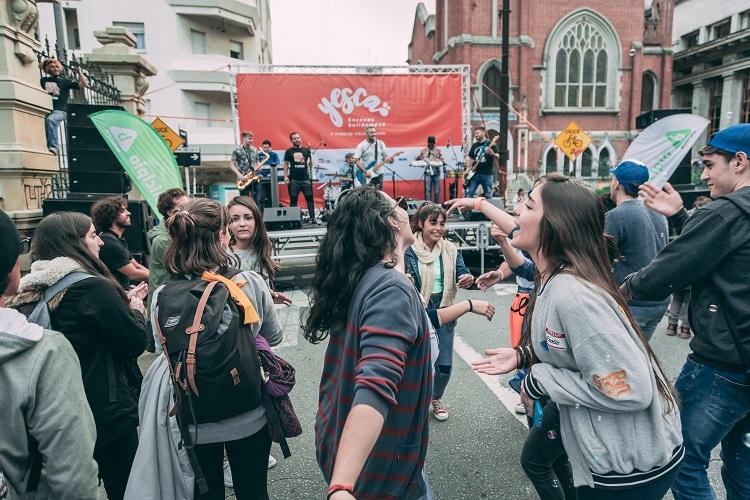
[255,335,302,439]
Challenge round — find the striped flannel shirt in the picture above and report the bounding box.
[315,263,433,500]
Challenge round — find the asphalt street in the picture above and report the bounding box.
[139,258,726,500]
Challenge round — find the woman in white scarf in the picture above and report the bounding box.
[405,203,474,421]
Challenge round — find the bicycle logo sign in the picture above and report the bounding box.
[555,121,592,162]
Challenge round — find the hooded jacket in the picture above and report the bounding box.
[626,187,750,372]
[7,257,147,449]
[0,308,99,499]
[147,223,170,305]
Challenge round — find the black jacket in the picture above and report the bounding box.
[50,277,146,448]
[626,187,750,372]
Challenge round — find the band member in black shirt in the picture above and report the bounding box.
[283,132,319,224]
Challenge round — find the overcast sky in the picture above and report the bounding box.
[270,0,436,66]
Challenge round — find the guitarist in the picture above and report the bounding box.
[465,126,498,199]
[354,125,393,190]
[230,131,258,198]
[283,132,319,224]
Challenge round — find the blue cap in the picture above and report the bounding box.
[609,160,649,196]
[707,123,750,155]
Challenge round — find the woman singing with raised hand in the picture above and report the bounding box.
[470,175,683,499]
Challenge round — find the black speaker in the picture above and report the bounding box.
[68,149,122,172]
[67,103,124,128]
[69,171,132,194]
[635,108,691,130]
[263,207,301,231]
[42,198,155,256]
[67,127,109,149]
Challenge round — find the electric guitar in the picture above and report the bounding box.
[464,135,499,184]
[355,151,404,186]
[237,153,269,190]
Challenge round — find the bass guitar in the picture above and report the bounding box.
[237,153,270,190]
[463,135,499,184]
[355,151,404,186]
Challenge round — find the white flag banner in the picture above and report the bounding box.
[623,114,709,190]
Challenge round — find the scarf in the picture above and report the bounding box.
[411,232,458,307]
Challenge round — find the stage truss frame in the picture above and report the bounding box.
[229,64,472,151]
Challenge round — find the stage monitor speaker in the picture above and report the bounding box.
[263,207,301,231]
[466,197,507,221]
[69,171,131,194]
[42,197,155,256]
[635,108,691,130]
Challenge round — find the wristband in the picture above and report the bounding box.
[468,299,473,312]
[473,197,485,210]
[327,484,354,498]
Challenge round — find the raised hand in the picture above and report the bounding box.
[471,347,518,375]
[272,290,293,306]
[639,182,684,217]
[444,198,475,216]
[476,270,501,291]
[457,273,474,289]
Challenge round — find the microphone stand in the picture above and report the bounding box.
[446,137,463,202]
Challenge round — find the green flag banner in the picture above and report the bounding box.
[90,110,183,220]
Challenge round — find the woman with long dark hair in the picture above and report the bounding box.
[467,175,683,499]
[227,196,291,305]
[148,198,282,500]
[405,202,474,421]
[304,188,433,500]
[7,211,147,500]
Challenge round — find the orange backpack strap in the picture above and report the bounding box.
[201,271,260,325]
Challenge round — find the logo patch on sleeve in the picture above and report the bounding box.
[545,326,567,350]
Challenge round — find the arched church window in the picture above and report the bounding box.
[545,148,557,173]
[483,65,502,108]
[598,148,612,178]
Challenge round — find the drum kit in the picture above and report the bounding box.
[409,159,465,201]
[314,165,353,216]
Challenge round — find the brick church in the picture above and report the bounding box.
[408,0,674,189]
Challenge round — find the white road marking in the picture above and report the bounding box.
[491,283,517,297]
[453,334,527,425]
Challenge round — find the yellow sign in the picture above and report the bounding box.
[150,117,184,152]
[555,121,592,162]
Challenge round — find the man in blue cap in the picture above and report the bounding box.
[605,159,670,339]
[623,123,750,500]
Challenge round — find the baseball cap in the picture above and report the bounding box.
[706,123,750,155]
[0,209,22,280]
[609,159,650,196]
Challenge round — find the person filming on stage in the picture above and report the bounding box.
[416,136,444,203]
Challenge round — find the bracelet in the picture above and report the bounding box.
[473,196,485,210]
[514,346,524,369]
[468,299,473,312]
[327,484,354,498]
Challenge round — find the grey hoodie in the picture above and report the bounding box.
[0,308,99,499]
[520,274,683,488]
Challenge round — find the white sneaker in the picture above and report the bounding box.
[431,399,449,421]
[223,459,233,488]
[268,454,277,469]
[515,403,527,415]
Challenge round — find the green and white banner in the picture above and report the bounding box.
[90,110,183,220]
[623,114,709,190]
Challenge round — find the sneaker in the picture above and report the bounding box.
[268,455,277,469]
[515,403,527,415]
[678,326,691,339]
[48,147,58,156]
[666,323,678,336]
[223,459,233,488]
[431,399,449,421]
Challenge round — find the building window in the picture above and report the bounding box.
[194,101,211,128]
[64,8,81,50]
[641,71,657,112]
[562,156,572,176]
[741,10,750,30]
[230,40,244,60]
[482,64,502,109]
[581,148,593,177]
[707,79,723,138]
[547,12,618,110]
[741,74,750,124]
[681,30,699,49]
[598,148,611,178]
[545,148,557,173]
[710,18,731,41]
[191,29,207,55]
[113,22,145,50]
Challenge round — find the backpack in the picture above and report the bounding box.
[154,269,264,424]
[28,272,94,328]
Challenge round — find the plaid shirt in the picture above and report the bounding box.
[231,145,257,175]
[315,264,432,500]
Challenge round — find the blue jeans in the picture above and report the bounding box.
[429,293,456,400]
[671,358,750,500]
[466,173,493,198]
[630,303,668,340]
[44,109,66,150]
[424,172,441,203]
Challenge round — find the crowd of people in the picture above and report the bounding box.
[1,123,749,500]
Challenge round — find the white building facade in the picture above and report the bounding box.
[37,0,272,170]
[672,0,750,150]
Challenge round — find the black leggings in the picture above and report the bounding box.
[287,179,316,221]
[94,427,139,500]
[193,426,272,500]
[520,402,575,500]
